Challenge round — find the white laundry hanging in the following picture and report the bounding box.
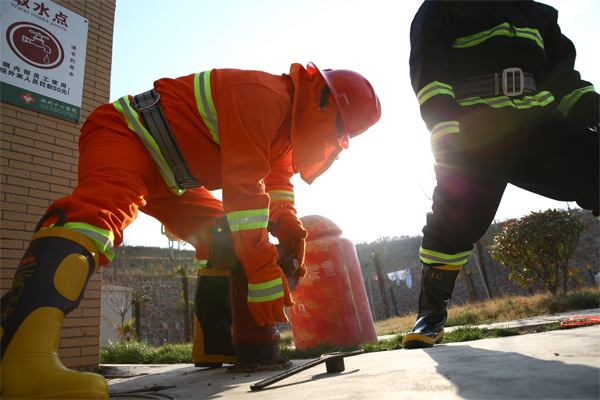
[387,269,412,289]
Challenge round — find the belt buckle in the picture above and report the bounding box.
[502,68,524,97]
[131,91,161,111]
[178,179,202,190]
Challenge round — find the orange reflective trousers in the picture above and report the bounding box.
[48,112,223,265]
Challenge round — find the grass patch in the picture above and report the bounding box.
[543,322,564,332]
[491,327,521,338]
[443,327,483,343]
[100,340,192,364]
[279,332,294,347]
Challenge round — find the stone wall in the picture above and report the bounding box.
[102,273,196,346]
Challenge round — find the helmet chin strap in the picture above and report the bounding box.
[318,86,330,111]
[319,86,348,149]
[335,113,349,149]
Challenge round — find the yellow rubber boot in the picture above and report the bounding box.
[1,308,108,399]
[1,209,108,399]
[192,267,235,368]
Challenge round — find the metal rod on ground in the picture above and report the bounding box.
[250,350,364,391]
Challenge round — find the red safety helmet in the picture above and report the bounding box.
[307,62,381,149]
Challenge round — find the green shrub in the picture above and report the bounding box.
[490,210,588,296]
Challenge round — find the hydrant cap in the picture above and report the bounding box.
[299,215,342,242]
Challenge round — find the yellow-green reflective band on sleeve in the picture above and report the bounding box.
[227,209,269,232]
[458,91,554,110]
[64,222,116,262]
[113,96,184,196]
[430,121,459,144]
[195,259,208,270]
[453,23,544,50]
[417,81,455,106]
[420,247,470,266]
[248,278,284,302]
[557,86,595,116]
[268,190,295,203]
[194,71,220,145]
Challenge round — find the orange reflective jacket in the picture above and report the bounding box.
[86,67,340,273]
[157,69,296,274]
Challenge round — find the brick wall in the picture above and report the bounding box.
[0,0,116,371]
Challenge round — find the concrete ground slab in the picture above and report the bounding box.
[106,324,600,399]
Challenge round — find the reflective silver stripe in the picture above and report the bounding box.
[430,121,459,144]
[485,97,512,107]
[558,86,595,115]
[454,25,513,47]
[417,82,454,106]
[198,71,219,144]
[116,97,180,191]
[516,96,538,108]
[514,27,544,48]
[227,215,270,228]
[248,283,284,299]
[458,91,554,110]
[269,192,294,201]
[536,92,554,105]
[454,23,544,49]
[71,228,115,255]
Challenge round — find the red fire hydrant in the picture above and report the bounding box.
[288,215,378,349]
[209,216,298,370]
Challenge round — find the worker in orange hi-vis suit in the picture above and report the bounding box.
[0,62,381,399]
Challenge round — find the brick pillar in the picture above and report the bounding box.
[1,0,116,372]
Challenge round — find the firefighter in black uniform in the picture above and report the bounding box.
[404,0,599,349]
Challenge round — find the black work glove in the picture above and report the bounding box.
[568,92,600,130]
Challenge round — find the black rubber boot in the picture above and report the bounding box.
[402,264,461,349]
[1,209,108,399]
[192,265,235,368]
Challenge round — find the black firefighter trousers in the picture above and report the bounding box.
[421,109,599,259]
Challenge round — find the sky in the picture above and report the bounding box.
[109,0,600,249]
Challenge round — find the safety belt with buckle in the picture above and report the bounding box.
[131,89,202,190]
[453,67,537,100]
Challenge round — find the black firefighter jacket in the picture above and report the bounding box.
[409,0,598,155]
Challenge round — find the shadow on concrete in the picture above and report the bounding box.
[425,343,599,399]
